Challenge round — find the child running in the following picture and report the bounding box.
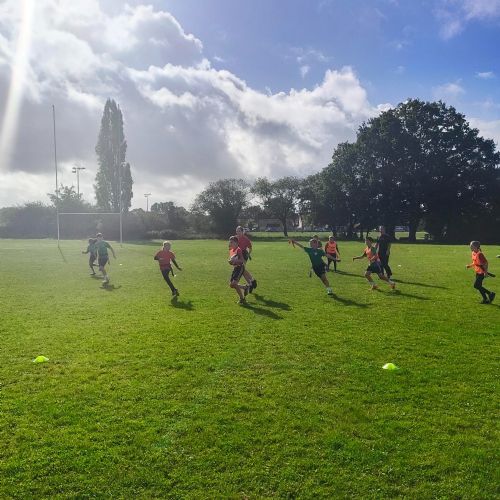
[228,235,249,304]
[95,233,116,284]
[325,235,341,272]
[466,241,495,304]
[236,226,257,292]
[289,238,333,295]
[353,236,396,290]
[82,237,97,275]
[154,241,182,297]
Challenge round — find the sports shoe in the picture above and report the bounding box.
[371,284,378,290]
[252,279,257,290]
[244,286,249,297]
[390,282,396,290]
[238,298,246,305]
[481,298,489,304]
[172,289,179,297]
[326,287,333,295]
[489,292,496,303]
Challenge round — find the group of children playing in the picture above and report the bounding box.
[82,233,116,284]
[83,228,496,306]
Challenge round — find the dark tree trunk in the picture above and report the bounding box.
[282,218,288,237]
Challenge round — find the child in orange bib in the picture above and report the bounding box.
[325,236,340,272]
[353,237,396,290]
[466,241,495,304]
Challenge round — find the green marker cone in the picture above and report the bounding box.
[382,362,398,370]
[33,355,49,363]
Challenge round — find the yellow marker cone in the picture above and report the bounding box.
[382,362,398,370]
[33,355,49,363]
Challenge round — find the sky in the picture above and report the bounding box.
[0,0,499,210]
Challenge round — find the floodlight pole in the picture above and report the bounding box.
[72,165,85,197]
[52,105,60,247]
[144,193,151,212]
[119,162,124,247]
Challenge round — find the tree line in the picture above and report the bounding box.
[1,99,498,243]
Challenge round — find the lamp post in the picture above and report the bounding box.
[71,165,85,197]
[144,193,151,212]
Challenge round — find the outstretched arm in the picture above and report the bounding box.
[172,259,182,270]
[289,239,304,249]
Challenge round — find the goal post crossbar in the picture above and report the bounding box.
[57,211,123,246]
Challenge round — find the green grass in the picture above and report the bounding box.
[0,238,498,498]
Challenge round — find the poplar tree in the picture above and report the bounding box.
[94,99,133,212]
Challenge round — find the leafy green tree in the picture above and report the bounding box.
[191,179,249,236]
[150,201,189,230]
[48,185,94,213]
[252,176,302,237]
[94,99,133,212]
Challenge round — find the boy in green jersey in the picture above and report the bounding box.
[289,238,333,295]
[95,233,116,284]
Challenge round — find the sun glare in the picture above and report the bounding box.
[0,0,35,170]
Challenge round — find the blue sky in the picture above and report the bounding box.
[160,0,500,115]
[0,0,499,208]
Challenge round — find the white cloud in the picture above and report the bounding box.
[0,1,382,209]
[436,0,500,39]
[469,117,500,146]
[300,65,310,78]
[476,71,495,79]
[433,81,465,101]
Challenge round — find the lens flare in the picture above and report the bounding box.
[0,0,35,170]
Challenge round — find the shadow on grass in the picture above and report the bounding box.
[392,278,448,289]
[242,302,282,320]
[329,293,369,308]
[170,296,194,310]
[58,246,67,263]
[100,283,122,291]
[391,289,429,300]
[331,270,365,279]
[253,293,291,311]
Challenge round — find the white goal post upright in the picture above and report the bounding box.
[52,105,124,247]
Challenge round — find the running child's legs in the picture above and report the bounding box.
[364,270,376,286]
[161,268,177,294]
[377,272,395,287]
[380,254,392,277]
[243,269,254,284]
[230,280,246,299]
[99,257,109,281]
[89,255,96,273]
[474,274,491,301]
[319,273,331,288]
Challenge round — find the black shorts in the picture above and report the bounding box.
[98,255,109,267]
[312,263,326,278]
[230,265,245,283]
[326,252,337,260]
[366,262,382,274]
[89,253,97,263]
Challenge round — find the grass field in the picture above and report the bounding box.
[1,238,498,498]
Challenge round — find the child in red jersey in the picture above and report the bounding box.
[228,235,249,304]
[154,241,182,296]
[325,235,341,272]
[353,236,396,290]
[236,226,257,292]
[466,241,495,304]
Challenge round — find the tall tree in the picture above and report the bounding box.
[191,179,249,236]
[94,99,133,212]
[252,177,302,237]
